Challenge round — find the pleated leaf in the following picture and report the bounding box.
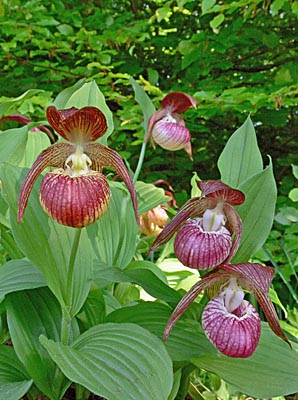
[193,323,298,398]
[21,129,51,167]
[218,116,263,187]
[0,126,28,166]
[87,184,138,269]
[40,322,173,400]
[0,259,45,299]
[106,302,216,361]
[136,181,171,215]
[6,288,70,400]
[0,381,33,400]
[93,263,180,303]
[0,163,93,316]
[0,345,32,400]
[232,159,277,262]
[53,79,114,143]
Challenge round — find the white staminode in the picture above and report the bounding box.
[222,278,245,313]
[65,145,92,177]
[202,204,226,232]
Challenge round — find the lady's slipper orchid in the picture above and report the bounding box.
[146,92,197,160]
[163,263,289,358]
[18,106,138,228]
[150,180,245,270]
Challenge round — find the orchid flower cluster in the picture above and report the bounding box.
[17,91,288,361]
[146,92,288,358]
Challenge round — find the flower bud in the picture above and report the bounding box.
[174,217,232,269]
[151,114,191,154]
[140,206,168,236]
[39,169,110,228]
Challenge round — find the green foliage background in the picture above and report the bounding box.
[0,0,297,199]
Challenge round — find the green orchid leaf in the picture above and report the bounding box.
[0,225,24,258]
[53,79,114,143]
[22,129,51,167]
[93,263,180,304]
[0,126,29,166]
[87,184,139,269]
[232,158,277,262]
[0,126,50,169]
[129,76,155,133]
[0,259,45,299]
[0,381,33,400]
[192,323,298,398]
[40,322,173,400]
[0,163,93,317]
[106,302,216,361]
[0,345,32,400]
[136,181,171,215]
[76,287,106,331]
[218,116,263,187]
[52,78,86,108]
[6,287,70,400]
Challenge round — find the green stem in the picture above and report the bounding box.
[133,140,147,184]
[61,228,82,345]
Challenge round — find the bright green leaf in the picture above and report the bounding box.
[292,164,298,179]
[0,381,33,400]
[0,259,45,299]
[193,324,298,398]
[202,0,216,14]
[0,345,32,400]
[129,76,155,134]
[22,129,51,167]
[289,188,298,202]
[93,264,180,303]
[210,14,225,30]
[41,322,173,400]
[0,126,28,166]
[136,181,171,215]
[106,302,217,361]
[232,159,277,262]
[6,288,70,400]
[87,184,138,269]
[218,116,263,187]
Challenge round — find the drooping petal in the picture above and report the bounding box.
[150,197,217,253]
[198,180,245,206]
[202,296,261,358]
[46,106,107,143]
[174,218,232,269]
[161,92,197,113]
[40,170,110,228]
[163,269,230,340]
[18,142,75,222]
[219,263,290,344]
[84,142,139,225]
